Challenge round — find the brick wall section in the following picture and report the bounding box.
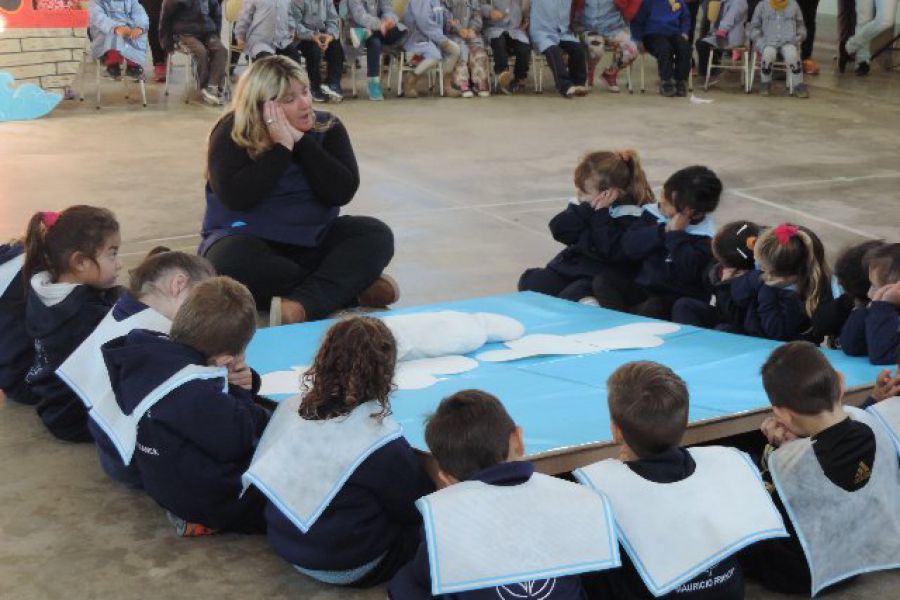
[0,28,87,91]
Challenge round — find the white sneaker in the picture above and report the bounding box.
[461,89,474,98]
[578,296,600,307]
[201,87,222,105]
[320,83,343,102]
[477,90,490,98]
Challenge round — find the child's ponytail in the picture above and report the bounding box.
[795,228,830,318]
[23,211,55,284]
[756,224,831,318]
[617,149,655,205]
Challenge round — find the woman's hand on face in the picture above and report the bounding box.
[264,100,296,150]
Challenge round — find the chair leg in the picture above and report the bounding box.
[95,60,101,109]
[397,53,404,97]
[626,63,633,94]
[164,56,171,96]
[351,58,357,98]
[640,54,645,93]
[438,62,444,96]
[704,50,713,90]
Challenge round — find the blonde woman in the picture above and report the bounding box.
[202,56,398,325]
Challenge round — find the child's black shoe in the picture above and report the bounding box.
[125,65,144,81]
[105,63,122,80]
[675,81,687,97]
[855,61,870,76]
[660,81,677,97]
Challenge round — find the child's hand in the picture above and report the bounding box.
[114,25,130,37]
[874,282,900,306]
[666,211,692,232]
[716,29,727,39]
[873,368,900,401]
[585,188,621,210]
[228,358,254,391]
[237,37,246,49]
[760,416,798,447]
[128,27,143,40]
[461,28,476,41]
[490,8,503,20]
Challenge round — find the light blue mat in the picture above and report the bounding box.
[246,292,884,454]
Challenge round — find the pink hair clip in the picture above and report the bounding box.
[41,211,60,229]
[772,223,799,246]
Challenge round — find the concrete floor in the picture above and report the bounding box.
[1,42,899,599]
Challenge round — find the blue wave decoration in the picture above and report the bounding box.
[0,71,63,122]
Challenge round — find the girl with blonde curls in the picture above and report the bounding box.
[203,56,398,326]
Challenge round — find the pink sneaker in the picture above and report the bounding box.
[153,64,166,82]
[600,69,620,93]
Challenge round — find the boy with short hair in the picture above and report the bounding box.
[105,276,270,535]
[742,341,900,595]
[291,0,345,102]
[630,0,692,96]
[841,243,900,365]
[576,361,787,600]
[389,389,619,599]
[159,0,228,105]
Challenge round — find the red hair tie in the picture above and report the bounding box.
[41,211,60,229]
[772,223,799,246]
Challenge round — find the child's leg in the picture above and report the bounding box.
[610,30,639,70]
[413,56,439,76]
[452,53,472,91]
[103,49,124,67]
[781,43,803,88]
[348,524,421,587]
[440,39,461,77]
[510,38,531,82]
[635,294,676,320]
[585,32,605,85]
[672,297,719,328]
[695,39,715,76]
[592,268,649,312]
[490,35,510,74]
[760,46,778,82]
[672,34,692,82]
[560,40,587,87]
[518,267,575,297]
[544,44,575,94]
[642,34,675,82]
[558,278,595,302]
[366,33,385,78]
[298,40,324,90]
[469,45,490,92]
[323,39,345,90]
[204,34,228,89]
[177,34,210,89]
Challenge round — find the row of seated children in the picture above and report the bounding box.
[0,204,898,597]
[519,150,900,362]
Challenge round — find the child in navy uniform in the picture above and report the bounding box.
[390,389,616,600]
[110,277,270,535]
[519,150,654,303]
[575,361,783,600]
[630,0,692,96]
[68,249,215,487]
[593,165,723,320]
[23,207,123,442]
[672,220,761,332]
[730,223,833,342]
[253,316,432,586]
[836,240,885,354]
[0,240,34,405]
[840,243,900,365]
[741,342,900,594]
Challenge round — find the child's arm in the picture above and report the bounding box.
[621,216,665,260]
[756,284,807,341]
[588,213,639,262]
[368,440,434,525]
[749,2,764,48]
[349,0,383,30]
[130,0,150,33]
[792,1,806,44]
[839,306,869,357]
[89,0,126,35]
[291,1,317,41]
[548,201,592,245]
[410,0,450,45]
[729,269,762,307]
[324,0,340,38]
[665,232,714,289]
[678,1,691,36]
[234,0,256,43]
[865,301,900,365]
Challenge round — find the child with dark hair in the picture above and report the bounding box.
[741,341,900,595]
[58,248,216,487]
[109,276,269,535]
[389,389,617,600]
[519,149,654,303]
[672,220,761,331]
[833,240,884,354]
[246,316,432,586]
[0,240,33,405]
[576,361,786,600]
[840,243,900,365]
[23,206,123,442]
[159,0,228,105]
[593,165,723,320]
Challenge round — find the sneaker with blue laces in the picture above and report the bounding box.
[367,78,384,101]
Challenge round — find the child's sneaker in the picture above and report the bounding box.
[367,77,384,101]
[105,63,122,80]
[321,83,343,102]
[793,83,809,98]
[477,89,490,97]
[153,64,166,82]
[497,70,514,95]
[600,68,620,93]
[201,86,223,105]
[675,80,687,97]
[759,81,771,96]
[311,88,328,103]
[166,511,217,537]
[462,89,474,98]
[660,80,676,97]
[349,27,368,49]
[125,64,144,81]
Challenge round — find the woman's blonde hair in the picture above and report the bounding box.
[573,149,655,205]
[755,224,832,318]
[221,56,333,159]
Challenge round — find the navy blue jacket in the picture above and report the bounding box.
[25,280,120,442]
[388,461,587,600]
[105,329,270,530]
[730,270,834,342]
[267,435,433,571]
[592,448,744,600]
[630,0,691,42]
[546,200,642,279]
[839,302,899,365]
[621,213,714,299]
[0,243,33,404]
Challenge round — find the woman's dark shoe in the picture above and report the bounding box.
[358,274,400,308]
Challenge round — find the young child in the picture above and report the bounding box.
[245,316,432,585]
[730,223,833,342]
[346,0,406,100]
[88,0,150,80]
[482,0,531,93]
[529,0,589,97]
[833,240,884,354]
[749,0,808,98]
[742,341,900,595]
[0,240,33,405]
[57,249,215,487]
[840,243,900,365]
[695,0,748,85]
[402,0,462,98]
[388,389,619,599]
[574,0,640,92]
[23,207,123,443]
[443,0,491,97]
[291,0,344,102]
[159,0,228,105]
[575,361,786,600]
[593,165,722,320]
[519,150,654,303]
[112,276,270,534]
[234,0,298,63]
[630,0,692,96]
[672,220,761,331]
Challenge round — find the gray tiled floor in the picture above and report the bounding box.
[1,43,898,599]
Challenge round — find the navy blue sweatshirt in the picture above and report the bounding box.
[266,435,433,571]
[388,461,588,600]
[0,244,34,404]
[545,200,643,279]
[105,329,270,531]
[621,212,714,300]
[839,302,899,365]
[25,279,120,442]
[586,448,744,600]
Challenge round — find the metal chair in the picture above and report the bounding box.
[388,51,444,97]
[747,45,795,94]
[703,45,751,93]
[163,47,200,104]
[78,40,148,109]
[636,51,694,94]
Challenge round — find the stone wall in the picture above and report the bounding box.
[0,27,86,92]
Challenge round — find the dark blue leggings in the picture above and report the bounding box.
[366,27,407,77]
